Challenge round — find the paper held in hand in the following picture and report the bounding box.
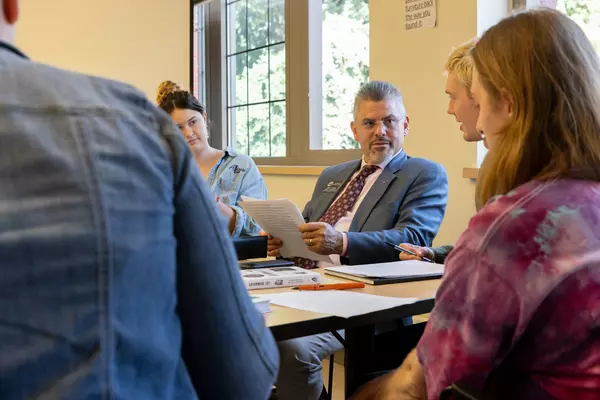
[239,197,331,262]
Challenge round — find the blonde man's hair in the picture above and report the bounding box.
[472,8,600,206]
[445,38,478,94]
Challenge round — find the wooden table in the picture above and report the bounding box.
[250,268,442,395]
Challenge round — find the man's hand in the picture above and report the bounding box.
[398,243,435,262]
[350,350,426,400]
[298,222,343,255]
[261,230,283,257]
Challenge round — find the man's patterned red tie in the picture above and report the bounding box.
[293,164,380,269]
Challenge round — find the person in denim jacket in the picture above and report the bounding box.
[0,2,278,398]
[158,88,267,236]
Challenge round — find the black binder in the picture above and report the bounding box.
[232,235,268,260]
[233,235,295,269]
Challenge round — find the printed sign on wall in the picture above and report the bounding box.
[405,0,437,31]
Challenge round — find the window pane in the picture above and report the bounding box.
[225,0,287,158]
[247,0,269,50]
[270,101,286,157]
[269,43,285,101]
[230,106,249,155]
[247,47,269,104]
[512,0,527,12]
[248,104,270,157]
[193,5,200,101]
[321,0,369,150]
[193,4,207,105]
[228,54,247,106]
[269,0,285,44]
[557,0,600,53]
[227,1,247,54]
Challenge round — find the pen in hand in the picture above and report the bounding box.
[384,241,435,263]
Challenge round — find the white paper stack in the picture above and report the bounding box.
[257,291,418,318]
[251,296,272,314]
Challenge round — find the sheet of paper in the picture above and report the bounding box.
[240,196,259,202]
[325,260,444,278]
[257,291,418,319]
[239,198,331,262]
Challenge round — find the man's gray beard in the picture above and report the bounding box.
[369,149,392,164]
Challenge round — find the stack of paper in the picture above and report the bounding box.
[325,260,444,285]
[251,295,272,314]
[239,197,331,262]
[256,291,418,319]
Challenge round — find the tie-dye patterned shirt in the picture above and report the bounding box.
[418,179,600,399]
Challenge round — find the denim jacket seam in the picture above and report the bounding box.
[0,103,130,118]
[177,179,278,375]
[72,117,115,398]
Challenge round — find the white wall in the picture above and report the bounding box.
[264,174,318,209]
[16,0,189,101]
[369,0,479,246]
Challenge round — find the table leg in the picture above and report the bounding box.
[344,325,376,397]
[344,322,428,397]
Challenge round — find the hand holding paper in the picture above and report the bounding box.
[240,198,331,262]
[298,222,344,256]
[265,234,283,257]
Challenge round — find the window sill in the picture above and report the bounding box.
[261,166,480,179]
[463,167,479,180]
[257,165,326,176]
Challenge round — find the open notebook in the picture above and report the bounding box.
[324,260,444,285]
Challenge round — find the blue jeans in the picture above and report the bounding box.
[276,317,414,400]
[276,332,345,400]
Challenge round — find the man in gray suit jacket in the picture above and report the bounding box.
[267,81,448,400]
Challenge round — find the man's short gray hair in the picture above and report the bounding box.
[353,81,406,119]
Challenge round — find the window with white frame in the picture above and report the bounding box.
[477,0,599,167]
[320,0,369,150]
[557,0,600,53]
[508,1,598,54]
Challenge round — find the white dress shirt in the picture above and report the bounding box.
[321,150,403,267]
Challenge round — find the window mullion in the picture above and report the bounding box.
[286,0,311,161]
[203,0,226,150]
[307,0,323,152]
